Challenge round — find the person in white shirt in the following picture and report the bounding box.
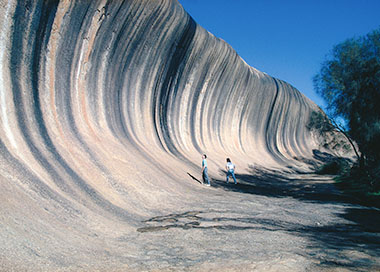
[225,158,237,184]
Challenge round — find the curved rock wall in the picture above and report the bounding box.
[0,0,325,214]
[0,0,348,269]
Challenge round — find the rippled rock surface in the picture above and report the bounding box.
[0,0,357,270]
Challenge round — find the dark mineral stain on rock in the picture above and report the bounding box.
[0,0,370,271]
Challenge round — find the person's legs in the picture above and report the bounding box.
[226,171,231,183]
[204,167,210,185]
[231,170,237,184]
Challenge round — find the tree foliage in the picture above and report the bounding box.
[307,110,356,157]
[313,28,380,190]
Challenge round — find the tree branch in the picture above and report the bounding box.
[331,119,361,161]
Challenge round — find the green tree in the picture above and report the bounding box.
[313,28,380,190]
[307,110,358,158]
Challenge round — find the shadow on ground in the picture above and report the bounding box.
[145,151,380,270]
[138,208,380,270]
[211,149,365,207]
[208,165,380,270]
[213,166,345,203]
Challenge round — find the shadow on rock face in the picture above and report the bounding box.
[187,172,202,184]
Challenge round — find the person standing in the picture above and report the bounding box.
[202,154,211,186]
[226,158,237,184]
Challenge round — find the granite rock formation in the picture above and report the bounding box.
[0,0,358,270]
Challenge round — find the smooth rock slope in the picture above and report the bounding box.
[0,0,363,271]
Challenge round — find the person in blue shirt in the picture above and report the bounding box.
[202,154,211,186]
[226,158,237,184]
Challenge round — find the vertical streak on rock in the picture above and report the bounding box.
[154,16,196,156]
[265,78,282,162]
[0,2,354,253]
[0,0,17,150]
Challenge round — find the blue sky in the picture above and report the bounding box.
[178,0,380,108]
